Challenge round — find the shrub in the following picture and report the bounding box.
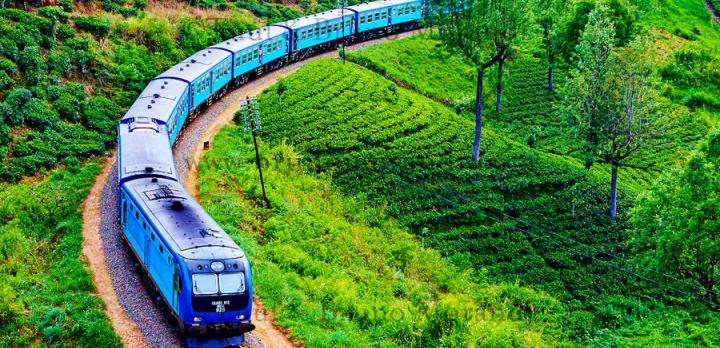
[73,15,110,39]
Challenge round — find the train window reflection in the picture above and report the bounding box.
[192,274,218,295]
[219,273,246,294]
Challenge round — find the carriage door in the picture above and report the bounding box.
[172,263,181,311]
[388,8,393,24]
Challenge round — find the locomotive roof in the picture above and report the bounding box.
[121,79,187,124]
[347,0,419,12]
[117,118,178,183]
[156,48,231,83]
[123,177,245,260]
[212,26,289,53]
[273,9,351,30]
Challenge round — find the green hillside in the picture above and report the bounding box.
[198,127,570,347]
[251,58,720,345]
[0,161,120,347]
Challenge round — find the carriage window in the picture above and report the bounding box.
[375,12,380,20]
[159,244,164,254]
[314,27,319,36]
[320,25,326,35]
[135,211,139,219]
[360,16,365,24]
[142,221,147,230]
[382,11,387,19]
[151,233,156,241]
[334,23,339,31]
[368,14,373,22]
[122,202,127,225]
[253,48,258,58]
[192,274,218,295]
[405,7,410,14]
[219,273,246,294]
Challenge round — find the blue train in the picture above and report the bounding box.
[116,0,423,346]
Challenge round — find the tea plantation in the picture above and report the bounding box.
[197,127,571,346]
[251,58,720,345]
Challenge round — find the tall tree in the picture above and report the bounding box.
[630,131,720,307]
[599,38,667,218]
[430,0,531,161]
[535,0,567,93]
[563,3,616,170]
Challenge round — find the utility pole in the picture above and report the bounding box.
[240,96,269,208]
[338,0,347,64]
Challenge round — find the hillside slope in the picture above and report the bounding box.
[254,58,720,345]
[198,125,570,347]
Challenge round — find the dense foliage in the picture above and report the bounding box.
[0,2,261,181]
[198,127,570,347]
[631,131,720,306]
[0,1,263,345]
[0,162,121,347]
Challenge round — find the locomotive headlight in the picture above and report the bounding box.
[236,314,245,320]
[193,316,203,322]
[210,261,225,272]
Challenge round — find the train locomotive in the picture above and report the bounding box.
[116,0,423,346]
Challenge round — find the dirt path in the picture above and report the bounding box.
[81,29,421,348]
[82,154,150,348]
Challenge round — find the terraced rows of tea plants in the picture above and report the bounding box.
[348,35,709,191]
[198,128,569,347]
[256,58,719,344]
[261,59,649,306]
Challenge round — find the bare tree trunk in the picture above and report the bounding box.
[548,49,555,93]
[496,58,504,113]
[473,68,484,162]
[609,163,618,218]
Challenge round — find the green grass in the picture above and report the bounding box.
[0,161,120,348]
[197,127,569,347]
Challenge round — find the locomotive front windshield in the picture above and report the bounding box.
[219,273,246,293]
[192,273,246,295]
[192,274,219,295]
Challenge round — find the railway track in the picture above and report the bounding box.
[81,29,422,347]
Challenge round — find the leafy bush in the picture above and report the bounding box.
[74,15,111,39]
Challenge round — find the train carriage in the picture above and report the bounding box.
[117,117,177,184]
[212,26,290,79]
[273,9,355,53]
[348,0,423,33]
[156,48,233,109]
[122,79,190,144]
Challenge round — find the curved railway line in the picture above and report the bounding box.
[82,29,421,348]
